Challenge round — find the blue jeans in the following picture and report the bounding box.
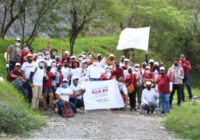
[140,101,157,112]
[70,97,84,108]
[182,75,193,100]
[159,94,170,112]
[89,78,101,81]
[57,101,77,113]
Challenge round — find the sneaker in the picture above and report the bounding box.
[130,108,133,111]
[43,108,47,112]
[147,109,150,114]
[133,108,137,111]
[161,111,165,114]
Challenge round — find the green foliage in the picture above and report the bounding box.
[0,81,46,136]
[164,101,200,139]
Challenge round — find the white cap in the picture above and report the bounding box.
[82,55,86,58]
[71,56,76,59]
[145,65,150,69]
[143,62,147,65]
[16,38,21,41]
[135,64,140,67]
[65,51,70,54]
[109,54,114,57]
[37,59,45,63]
[81,60,87,64]
[27,53,33,57]
[124,58,129,62]
[82,52,86,54]
[146,81,152,85]
[72,76,79,80]
[149,59,154,63]
[154,62,159,66]
[15,63,21,66]
[127,66,133,70]
[51,59,56,63]
[160,66,165,71]
[97,53,102,56]
[62,78,68,82]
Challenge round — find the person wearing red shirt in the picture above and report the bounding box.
[21,43,31,65]
[43,64,56,111]
[100,66,114,80]
[179,54,193,100]
[155,67,172,113]
[143,66,155,87]
[125,67,137,111]
[113,61,124,81]
[8,63,22,83]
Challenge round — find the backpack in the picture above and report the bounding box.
[62,103,74,118]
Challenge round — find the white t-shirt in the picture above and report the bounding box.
[71,68,82,78]
[70,83,84,99]
[33,68,45,86]
[87,65,104,79]
[56,87,73,102]
[61,67,72,79]
[21,61,38,79]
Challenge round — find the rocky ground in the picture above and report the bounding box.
[29,107,180,140]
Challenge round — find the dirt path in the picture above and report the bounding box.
[30,108,180,140]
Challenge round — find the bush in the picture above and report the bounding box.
[164,101,200,139]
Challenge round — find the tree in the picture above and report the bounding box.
[59,0,127,55]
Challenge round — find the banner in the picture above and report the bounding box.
[82,80,124,110]
[117,27,150,51]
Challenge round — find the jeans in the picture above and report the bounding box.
[89,78,101,81]
[170,84,182,106]
[57,101,77,113]
[128,87,137,109]
[140,101,157,112]
[23,81,32,102]
[159,94,170,112]
[70,97,84,108]
[137,85,142,105]
[182,75,193,100]
[12,79,28,100]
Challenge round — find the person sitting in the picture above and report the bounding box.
[56,78,77,115]
[70,76,85,109]
[140,81,159,114]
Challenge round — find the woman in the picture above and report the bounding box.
[125,66,137,111]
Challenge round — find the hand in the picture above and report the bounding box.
[154,89,157,92]
[147,103,151,107]
[183,63,187,67]
[31,84,34,87]
[169,90,172,94]
[92,47,95,52]
[62,100,66,104]
[129,50,133,55]
[61,46,64,50]
[54,87,57,90]
[146,50,148,54]
[106,53,110,57]
[6,64,9,68]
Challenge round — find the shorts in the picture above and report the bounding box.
[43,87,53,94]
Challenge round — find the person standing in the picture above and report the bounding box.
[30,59,46,109]
[168,58,184,106]
[21,43,31,65]
[155,67,172,114]
[21,53,38,102]
[6,38,22,71]
[179,54,193,100]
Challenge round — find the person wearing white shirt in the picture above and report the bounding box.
[87,57,104,81]
[118,77,128,108]
[56,79,76,115]
[79,60,89,83]
[21,53,38,102]
[70,76,85,108]
[30,59,46,109]
[140,81,159,114]
[61,62,72,81]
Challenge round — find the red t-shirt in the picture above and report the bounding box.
[113,68,124,81]
[143,72,155,80]
[100,72,113,80]
[125,73,137,87]
[179,60,191,75]
[155,75,171,94]
[21,50,31,65]
[43,71,54,88]
[8,70,22,82]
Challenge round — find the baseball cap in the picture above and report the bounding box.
[15,63,21,67]
[16,38,21,41]
[160,66,165,71]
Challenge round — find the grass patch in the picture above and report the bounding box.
[164,101,200,139]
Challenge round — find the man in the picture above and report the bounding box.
[87,57,104,81]
[155,67,172,113]
[140,81,159,114]
[8,63,22,83]
[113,61,124,81]
[21,53,38,102]
[56,79,77,115]
[143,65,155,87]
[70,76,86,108]
[6,38,22,71]
[179,54,193,100]
[30,59,46,109]
[168,58,184,106]
[21,43,31,65]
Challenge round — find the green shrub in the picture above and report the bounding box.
[164,101,200,139]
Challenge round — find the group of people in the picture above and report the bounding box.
[6,38,193,116]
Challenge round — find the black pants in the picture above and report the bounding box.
[23,81,32,103]
[170,84,182,106]
[9,61,17,71]
[128,87,137,109]
[136,85,142,105]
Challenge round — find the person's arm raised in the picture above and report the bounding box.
[47,38,50,51]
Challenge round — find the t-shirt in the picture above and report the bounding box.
[179,60,191,75]
[21,50,31,64]
[113,68,124,81]
[8,45,21,62]
[21,61,38,79]
[33,68,45,86]
[143,72,155,80]
[43,71,54,88]
[56,87,73,102]
[155,75,171,94]
[8,70,22,82]
[125,73,137,87]
[70,83,84,99]
[61,67,72,79]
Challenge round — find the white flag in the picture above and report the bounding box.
[117,27,150,51]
